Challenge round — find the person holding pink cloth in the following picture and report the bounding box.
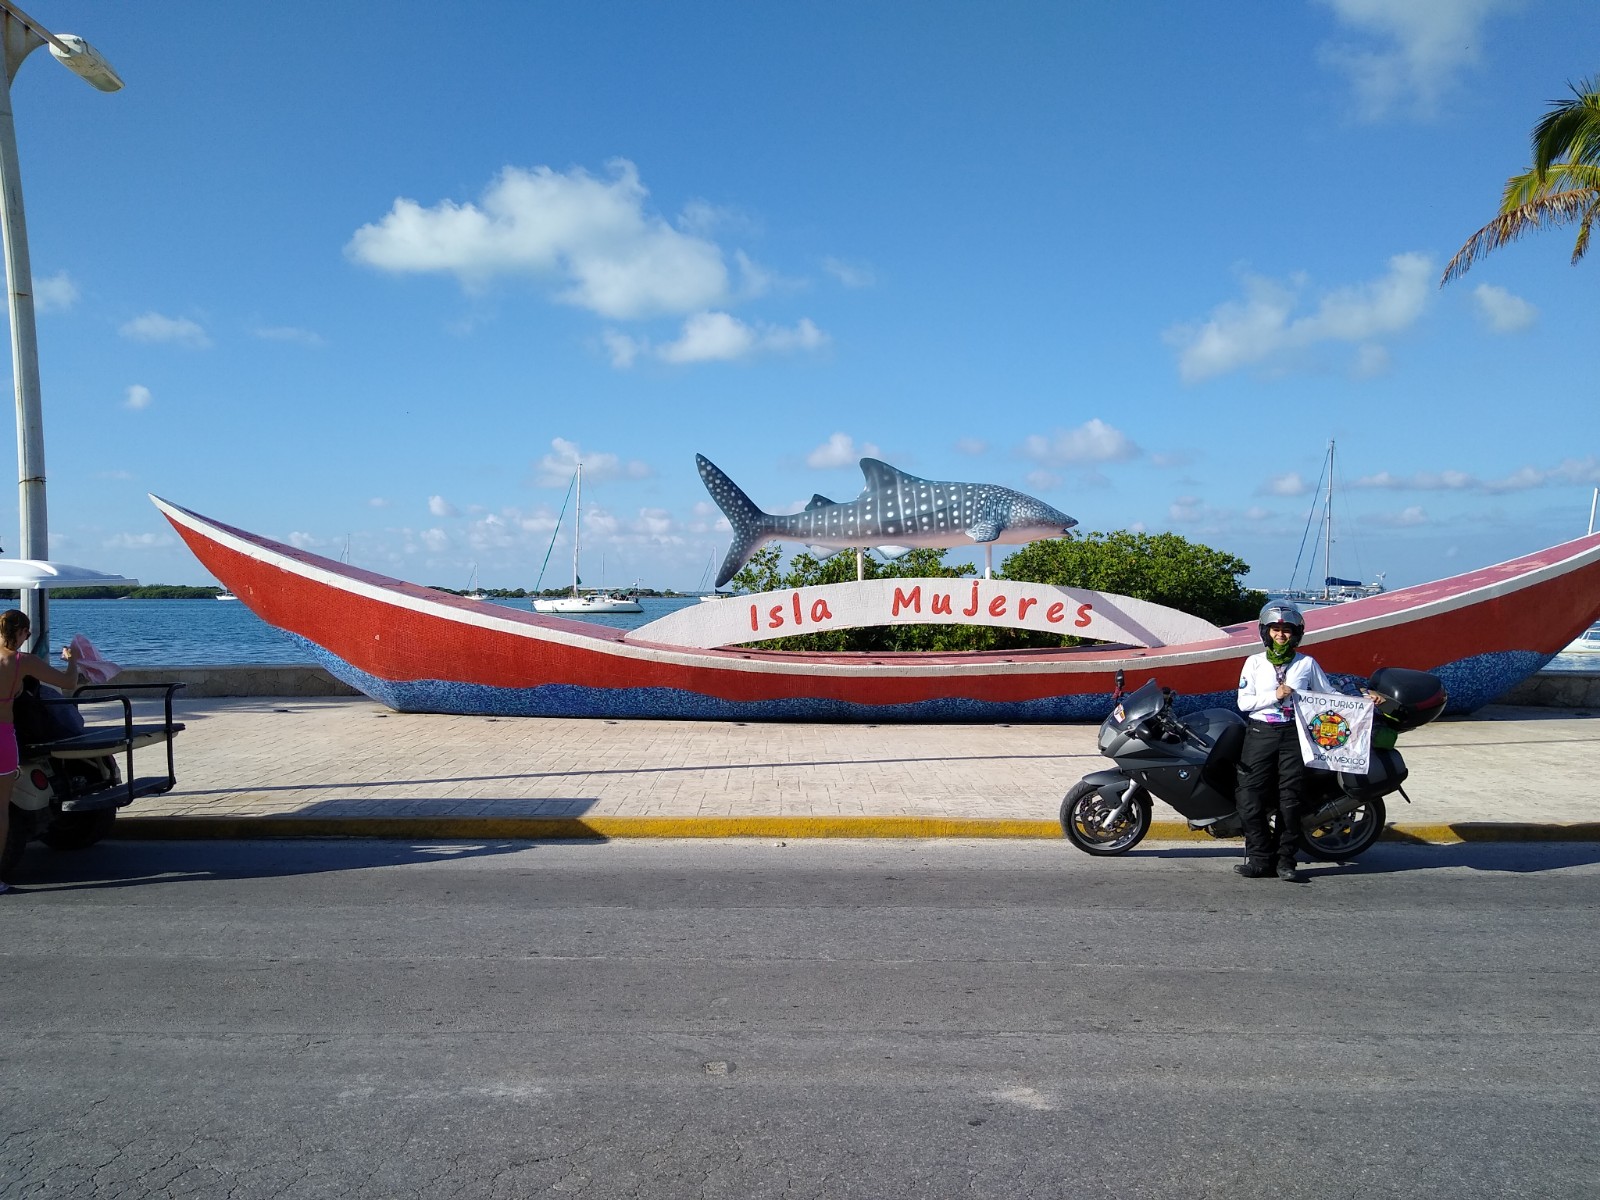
[0,609,83,894]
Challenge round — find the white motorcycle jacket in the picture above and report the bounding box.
[1237,651,1336,724]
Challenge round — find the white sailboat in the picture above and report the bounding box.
[1273,440,1385,606]
[531,463,643,614]
[464,564,487,601]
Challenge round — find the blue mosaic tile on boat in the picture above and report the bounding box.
[297,637,1542,723]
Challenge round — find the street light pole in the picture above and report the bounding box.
[0,2,120,652]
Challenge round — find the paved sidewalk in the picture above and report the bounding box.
[102,695,1600,842]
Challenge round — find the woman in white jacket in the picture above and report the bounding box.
[1235,601,1333,882]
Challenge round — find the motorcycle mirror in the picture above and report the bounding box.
[1113,669,1125,698]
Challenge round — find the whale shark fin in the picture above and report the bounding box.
[697,454,774,588]
[857,458,929,494]
[808,545,843,560]
[805,494,834,511]
[965,518,1002,544]
[873,545,914,560]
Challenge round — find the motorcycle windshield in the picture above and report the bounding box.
[1118,680,1163,724]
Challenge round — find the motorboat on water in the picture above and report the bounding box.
[1564,623,1600,653]
[529,463,643,614]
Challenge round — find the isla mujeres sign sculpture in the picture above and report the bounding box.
[624,455,1228,650]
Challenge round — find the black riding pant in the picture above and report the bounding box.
[1236,720,1303,864]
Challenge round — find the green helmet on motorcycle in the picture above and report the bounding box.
[1257,600,1305,653]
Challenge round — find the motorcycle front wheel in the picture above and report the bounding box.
[1297,797,1387,862]
[1060,781,1151,856]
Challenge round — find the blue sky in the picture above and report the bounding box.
[8,0,1598,592]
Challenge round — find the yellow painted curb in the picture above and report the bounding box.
[116,815,1070,840]
[110,816,1600,843]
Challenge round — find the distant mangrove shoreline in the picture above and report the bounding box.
[5,584,694,600]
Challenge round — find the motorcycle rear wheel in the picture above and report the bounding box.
[1297,797,1387,862]
[1060,781,1151,856]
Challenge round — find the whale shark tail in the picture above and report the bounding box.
[697,454,774,587]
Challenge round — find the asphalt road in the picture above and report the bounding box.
[4,838,1599,1199]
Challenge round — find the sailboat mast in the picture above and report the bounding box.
[572,463,582,598]
[1323,440,1335,602]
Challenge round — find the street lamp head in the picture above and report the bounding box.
[48,34,122,92]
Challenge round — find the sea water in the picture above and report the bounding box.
[40,597,700,666]
[30,597,1598,674]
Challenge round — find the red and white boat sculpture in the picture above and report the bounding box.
[154,497,1600,722]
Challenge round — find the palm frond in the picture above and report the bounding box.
[1502,162,1600,210]
[1572,200,1597,265]
[1533,77,1600,178]
[1439,191,1597,285]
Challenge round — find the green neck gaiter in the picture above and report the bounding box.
[1266,642,1296,667]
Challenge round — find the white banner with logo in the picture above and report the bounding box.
[1291,690,1375,773]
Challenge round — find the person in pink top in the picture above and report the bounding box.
[0,609,82,894]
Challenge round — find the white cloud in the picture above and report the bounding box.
[1354,457,1600,493]
[288,531,320,549]
[1168,496,1206,522]
[124,384,152,411]
[955,437,988,456]
[1366,505,1430,527]
[807,433,883,469]
[1262,472,1311,497]
[1352,343,1391,377]
[1316,0,1520,119]
[823,256,876,288]
[35,272,78,312]
[654,312,828,365]
[1355,467,1475,491]
[120,312,211,348]
[1165,253,1432,383]
[607,312,829,368]
[1471,283,1537,333]
[533,437,653,487]
[601,330,643,369]
[428,495,459,517]
[1020,419,1141,467]
[347,159,735,320]
[104,531,173,550]
[420,528,450,553]
[657,311,755,363]
[254,325,327,347]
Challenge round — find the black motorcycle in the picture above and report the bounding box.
[1060,667,1446,860]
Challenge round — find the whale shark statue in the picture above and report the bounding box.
[697,454,1078,587]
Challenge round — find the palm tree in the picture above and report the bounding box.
[1440,76,1600,285]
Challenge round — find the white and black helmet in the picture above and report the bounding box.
[1257,600,1306,652]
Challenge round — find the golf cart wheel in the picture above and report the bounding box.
[40,808,118,851]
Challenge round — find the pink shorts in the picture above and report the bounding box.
[0,722,16,776]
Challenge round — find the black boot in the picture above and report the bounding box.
[1234,859,1271,878]
[1276,858,1303,882]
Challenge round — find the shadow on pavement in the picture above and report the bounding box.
[3,837,541,894]
[1124,839,1600,874]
